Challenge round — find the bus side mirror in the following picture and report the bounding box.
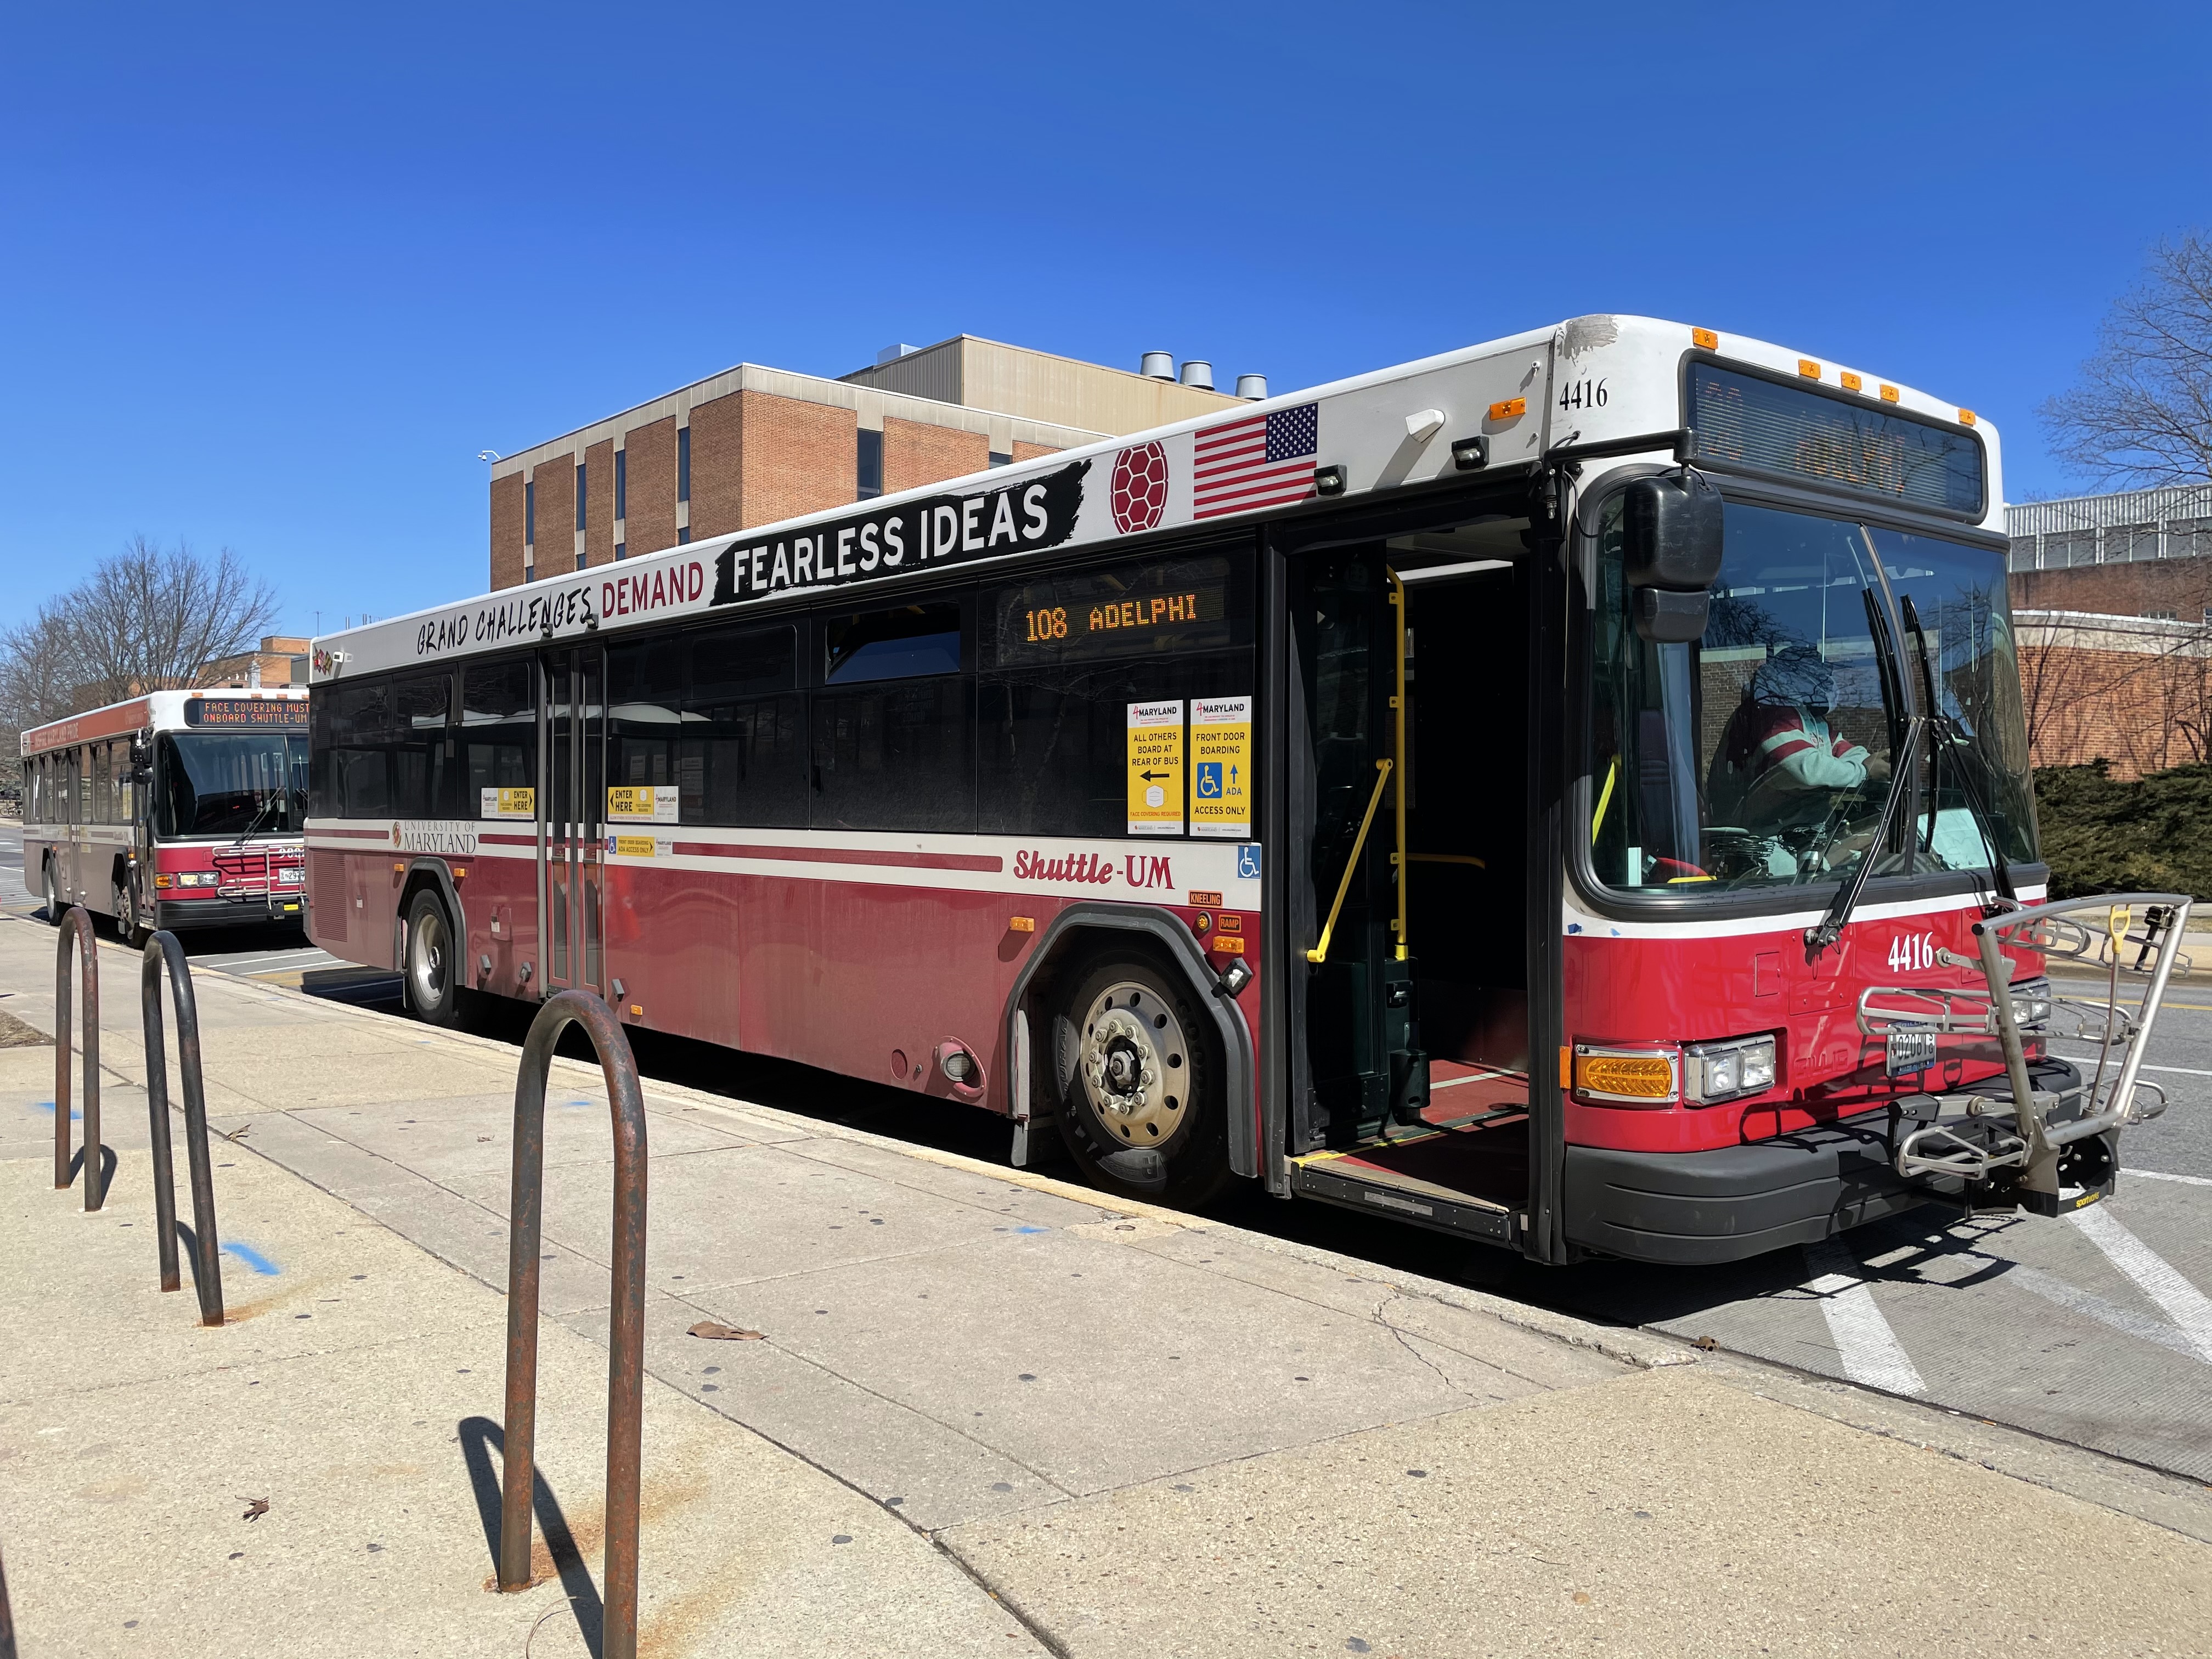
[129,737,153,782]
[1623,471,1722,642]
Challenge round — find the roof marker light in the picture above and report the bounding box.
[1487,398,1526,421]
[1840,371,1863,393]
[1797,359,1821,380]
[1691,328,1718,349]
[1880,383,1900,403]
[1959,409,1977,426]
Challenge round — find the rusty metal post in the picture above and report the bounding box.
[0,1533,15,1659]
[142,932,223,1325]
[54,906,101,1209]
[498,990,648,1659]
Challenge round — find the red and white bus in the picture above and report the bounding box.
[20,689,309,942]
[301,316,2185,1265]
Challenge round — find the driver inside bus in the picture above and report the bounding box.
[1708,642,1889,838]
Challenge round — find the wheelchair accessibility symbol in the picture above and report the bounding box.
[1237,844,1262,880]
[1197,761,1224,799]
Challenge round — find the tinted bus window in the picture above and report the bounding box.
[314,673,448,819]
[811,680,974,833]
[825,603,963,684]
[461,659,537,814]
[686,624,803,828]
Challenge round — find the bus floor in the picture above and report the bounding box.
[1295,1059,1528,1214]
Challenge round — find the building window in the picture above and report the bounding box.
[678,427,691,503]
[526,479,535,546]
[679,527,691,545]
[576,462,588,531]
[616,541,627,561]
[2147,609,2180,621]
[524,561,535,583]
[615,449,627,521]
[856,428,883,500]
[989,450,1012,469]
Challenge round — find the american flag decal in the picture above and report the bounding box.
[1192,402,1319,519]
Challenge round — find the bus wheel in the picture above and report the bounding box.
[117,876,149,949]
[403,889,460,1026]
[43,859,64,927]
[1053,956,1227,1209]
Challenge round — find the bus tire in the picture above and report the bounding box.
[117,874,149,949]
[1052,954,1228,1210]
[402,888,461,1026]
[43,858,64,927]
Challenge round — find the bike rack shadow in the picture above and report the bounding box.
[459,1414,605,1654]
[498,990,647,1659]
[143,931,223,1325]
[54,907,100,1210]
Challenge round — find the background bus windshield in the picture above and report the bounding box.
[159,731,309,838]
[1589,499,2036,894]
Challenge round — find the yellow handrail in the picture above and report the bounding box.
[1389,570,1409,961]
[1307,759,1392,965]
[1592,756,1619,845]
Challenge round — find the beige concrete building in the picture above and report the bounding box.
[488,336,1259,591]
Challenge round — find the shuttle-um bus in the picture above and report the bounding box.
[300,317,2188,1265]
[20,688,309,943]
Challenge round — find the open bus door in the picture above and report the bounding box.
[1272,501,1563,1257]
[538,644,606,1000]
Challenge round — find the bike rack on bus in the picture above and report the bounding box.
[53,906,102,1211]
[1855,892,2193,1207]
[498,990,648,1659]
[142,931,224,1325]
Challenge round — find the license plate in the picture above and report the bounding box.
[1886,1029,1939,1076]
[276,871,301,886]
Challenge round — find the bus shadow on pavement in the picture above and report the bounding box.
[457,1413,605,1656]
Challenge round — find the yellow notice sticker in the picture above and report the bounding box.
[606,785,678,823]
[1126,700,1184,836]
[481,786,535,820]
[1189,695,1251,839]
[613,835,659,858]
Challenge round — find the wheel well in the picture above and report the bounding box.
[395,863,465,967]
[1005,906,1256,1177]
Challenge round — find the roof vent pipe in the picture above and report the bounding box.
[1179,360,1215,391]
[1235,374,1267,400]
[1139,351,1175,381]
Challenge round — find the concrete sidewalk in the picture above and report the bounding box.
[3,912,2210,1657]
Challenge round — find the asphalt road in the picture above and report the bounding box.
[6,819,2208,1479]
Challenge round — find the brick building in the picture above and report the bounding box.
[2007,486,2212,775]
[488,336,1254,591]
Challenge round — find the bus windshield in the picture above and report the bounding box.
[1588,498,2036,895]
[159,731,310,838]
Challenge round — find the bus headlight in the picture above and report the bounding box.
[1684,1035,1778,1105]
[2008,976,2052,1030]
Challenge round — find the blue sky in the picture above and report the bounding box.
[4,3,2207,636]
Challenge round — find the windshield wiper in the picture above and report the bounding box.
[1898,594,2015,904]
[232,791,282,844]
[1805,715,1922,958]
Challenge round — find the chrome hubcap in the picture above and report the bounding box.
[409,909,448,1007]
[1079,981,1188,1146]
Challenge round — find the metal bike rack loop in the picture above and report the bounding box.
[142,932,224,1325]
[54,906,101,1210]
[499,990,648,1659]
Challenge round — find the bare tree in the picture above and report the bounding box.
[2042,232,2212,487]
[0,537,280,732]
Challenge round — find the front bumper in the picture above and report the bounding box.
[154,896,303,932]
[1563,1110,1939,1266]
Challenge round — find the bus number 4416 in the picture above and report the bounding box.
[1887,931,1938,973]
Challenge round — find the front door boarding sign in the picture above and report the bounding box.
[1189,696,1251,838]
[1126,701,1184,836]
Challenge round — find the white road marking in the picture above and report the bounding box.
[2049,1046,2212,1077]
[2131,1169,2212,1189]
[1801,1238,1927,1395]
[2005,1263,2209,1364]
[2069,1203,2212,1364]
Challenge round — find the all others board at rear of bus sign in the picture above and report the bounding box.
[1127,701,1184,834]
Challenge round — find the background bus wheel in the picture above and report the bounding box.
[43,859,64,926]
[403,889,460,1026]
[117,877,149,948]
[1053,956,1227,1209]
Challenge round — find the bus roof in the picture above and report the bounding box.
[312,315,2003,682]
[19,686,308,758]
